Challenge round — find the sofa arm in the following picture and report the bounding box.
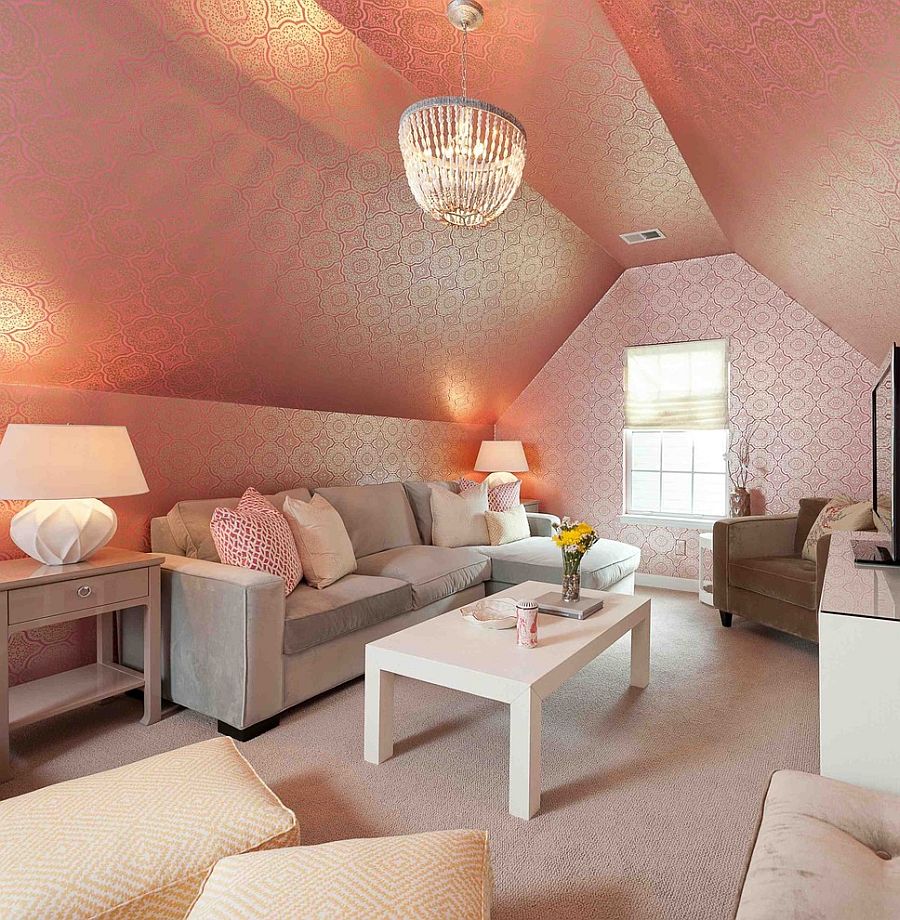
[713,515,798,612]
[121,554,286,730]
[527,512,560,538]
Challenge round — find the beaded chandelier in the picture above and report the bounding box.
[399,0,527,229]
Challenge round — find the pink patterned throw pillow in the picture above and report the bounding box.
[459,477,521,512]
[210,488,301,596]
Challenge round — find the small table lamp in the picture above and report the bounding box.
[0,424,149,565]
[474,440,529,488]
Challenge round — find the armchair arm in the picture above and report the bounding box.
[713,515,798,611]
[527,512,560,538]
[122,554,286,730]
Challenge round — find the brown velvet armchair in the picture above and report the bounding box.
[712,498,831,642]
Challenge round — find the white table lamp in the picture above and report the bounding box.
[0,425,148,565]
[474,440,529,487]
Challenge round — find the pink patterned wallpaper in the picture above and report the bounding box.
[0,0,620,424]
[2,383,491,685]
[318,0,729,266]
[497,255,876,579]
[599,0,900,365]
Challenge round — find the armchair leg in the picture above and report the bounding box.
[719,611,733,628]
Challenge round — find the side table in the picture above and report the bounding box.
[1,547,163,780]
[699,532,714,606]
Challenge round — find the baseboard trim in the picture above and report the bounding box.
[635,573,695,592]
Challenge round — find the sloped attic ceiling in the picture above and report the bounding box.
[0,0,724,423]
[600,0,899,365]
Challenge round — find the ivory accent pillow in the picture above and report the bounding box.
[802,495,875,562]
[485,505,530,545]
[210,488,301,596]
[431,482,489,547]
[283,494,357,588]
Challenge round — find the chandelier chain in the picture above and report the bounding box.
[461,24,468,99]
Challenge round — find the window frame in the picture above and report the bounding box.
[621,427,729,528]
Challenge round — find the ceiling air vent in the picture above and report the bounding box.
[620,228,666,244]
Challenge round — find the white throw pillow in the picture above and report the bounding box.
[283,494,357,588]
[430,482,489,547]
[484,505,530,546]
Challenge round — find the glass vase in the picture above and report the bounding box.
[561,554,583,602]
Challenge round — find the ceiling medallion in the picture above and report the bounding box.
[398,0,527,229]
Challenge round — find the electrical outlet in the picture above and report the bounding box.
[674,539,686,556]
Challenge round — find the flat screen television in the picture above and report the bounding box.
[855,342,899,568]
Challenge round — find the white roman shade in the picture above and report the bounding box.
[624,339,729,430]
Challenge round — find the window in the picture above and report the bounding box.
[623,340,729,522]
[625,429,728,517]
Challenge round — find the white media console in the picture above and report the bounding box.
[818,531,900,795]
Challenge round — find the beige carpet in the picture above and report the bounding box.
[3,588,818,919]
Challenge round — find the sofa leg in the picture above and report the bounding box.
[217,714,281,742]
[719,611,733,628]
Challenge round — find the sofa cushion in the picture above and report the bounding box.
[187,830,492,920]
[166,488,312,562]
[403,480,458,545]
[283,493,357,589]
[736,770,900,920]
[356,545,491,607]
[729,555,817,610]
[431,482,490,547]
[315,482,421,558]
[283,574,413,655]
[0,738,298,920]
[478,537,641,590]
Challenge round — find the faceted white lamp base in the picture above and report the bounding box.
[483,471,519,487]
[10,499,118,565]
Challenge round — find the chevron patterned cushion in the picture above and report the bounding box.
[187,830,492,920]
[459,476,521,512]
[0,738,298,920]
[210,487,302,595]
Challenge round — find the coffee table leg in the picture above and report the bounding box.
[509,688,541,819]
[364,664,394,764]
[630,613,651,688]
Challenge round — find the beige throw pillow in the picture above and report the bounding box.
[485,505,530,545]
[283,494,356,588]
[802,495,875,562]
[431,482,489,547]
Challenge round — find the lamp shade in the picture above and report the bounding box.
[0,425,148,500]
[474,440,528,473]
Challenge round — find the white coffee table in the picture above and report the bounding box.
[364,581,651,819]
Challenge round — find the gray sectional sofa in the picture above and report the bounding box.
[122,480,641,739]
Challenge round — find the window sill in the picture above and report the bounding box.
[619,513,721,531]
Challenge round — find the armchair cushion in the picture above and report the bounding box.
[729,555,818,610]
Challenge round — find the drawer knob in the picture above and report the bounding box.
[77,585,93,598]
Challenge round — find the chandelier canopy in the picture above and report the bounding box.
[399,1,527,229]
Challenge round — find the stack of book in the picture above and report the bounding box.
[535,591,605,620]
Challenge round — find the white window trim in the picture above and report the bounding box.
[619,512,721,530]
[622,428,729,524]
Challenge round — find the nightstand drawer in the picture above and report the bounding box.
[8,568,149,625]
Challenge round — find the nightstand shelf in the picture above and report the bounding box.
[9,662,146,730]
